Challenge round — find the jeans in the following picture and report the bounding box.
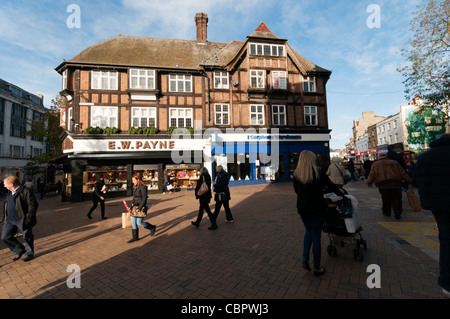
[432,211,450,292]
[300,215,324,271]
[1,220,34,257]
[131,217,151,230]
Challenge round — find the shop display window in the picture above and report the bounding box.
[65,173,72,196]
[83,166,127,193]
[165,164,200,190]
[134,165,159,190]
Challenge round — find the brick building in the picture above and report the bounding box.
[55,13,333,202]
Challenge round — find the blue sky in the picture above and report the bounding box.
[0,0,421,149]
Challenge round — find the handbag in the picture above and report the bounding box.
[336,164,351,184]
[122,212,132,228]
[130,205,147,218]
[406,188,421,212]
[197,180,209,196]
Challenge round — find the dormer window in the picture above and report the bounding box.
[249,43,284,57]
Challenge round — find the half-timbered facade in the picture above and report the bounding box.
[55,13,332,202]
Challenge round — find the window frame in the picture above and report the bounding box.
[213,71,229,89]
[272,105,286,126]
[169,108,193,128]
[129,69,156,90]
[91,70,118,90]
[250,104,265,125]
[90,106,118,128]
[131,107,157,128]
[302,76,316,93]
[250,70,265,89]
[249,43,285,57]
[214,103,230,125]
[169,74,193,93]
[272,71,287,90]
[304,105,317,126]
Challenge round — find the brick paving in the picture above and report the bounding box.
[0,180,445,300]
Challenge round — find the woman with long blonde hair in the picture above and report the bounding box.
[293,150,344,276]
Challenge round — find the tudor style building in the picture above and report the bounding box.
[55,13,332,202]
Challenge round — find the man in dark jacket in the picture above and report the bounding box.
[387,145,407,171]
[210,165,233,229]
[413,133,450,298]
[87,174,107,219]
[1,175,38,262]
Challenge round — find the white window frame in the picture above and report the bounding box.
[169,108,193,128]
[169,74,192,92]
[304,106,317,126]
[91,71,118,90]
[62,70,68,90]
[303,76,316,92]
[250,104,265,125]
[272,105,286,126]
[249,43,285,57]
[68,107,73,131]
[214,71,229,89]
[129,69,156,90]
[90,106,118,128]
[250,70,265,89]
[272,71,287,89]
[214,104,230,125]
[131,107,157,128]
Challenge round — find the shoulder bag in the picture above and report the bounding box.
[197,180,209,196]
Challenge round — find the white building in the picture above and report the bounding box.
[0,78,48,182]
[376,112,403,151]
[355,134,369,162]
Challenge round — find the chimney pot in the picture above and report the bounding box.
[195,12,208,43]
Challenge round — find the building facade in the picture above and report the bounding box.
[0,78,48,184]
[55,13,333,202]
[376,112,403,153]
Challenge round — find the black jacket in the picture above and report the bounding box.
[293,169,343,218]
[412,137,450,212]
[2,185,38,229]
[93,176,105,199]
[214,169,231,200]
[195,172,212,201]
[132,185,148,211]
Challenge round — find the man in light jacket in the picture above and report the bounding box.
[1,175,38,262]
[366,151,412,219]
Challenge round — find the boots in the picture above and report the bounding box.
[145,224,157,236]
[127,229,139,243]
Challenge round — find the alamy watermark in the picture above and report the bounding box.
[66,4,81,29]
[367,4,381,29]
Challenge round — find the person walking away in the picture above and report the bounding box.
[412,133,450,298]
[326,157,346,189]
[347,158,356,181]
[87,174,107,219]
[127,173,156,243]
[366,151,412,219]
[210,165,233,230]
[37,180,45,200]
[387,145,407,171]
[1,175,38,262]
[363,159,373,180]
[191,167,214,228]
[293,150,345,276]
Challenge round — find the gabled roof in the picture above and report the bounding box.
[247,21,286,41]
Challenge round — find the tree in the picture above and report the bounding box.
[406,105,447,148]
[25,95,65,163]
[398,0,450,131]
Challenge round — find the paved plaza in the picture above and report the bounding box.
[0,180,444,302]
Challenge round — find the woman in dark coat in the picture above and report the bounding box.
[293,150,344,276]
[191,167,214,228]
[87,174,106,219]
[127,173,156,243]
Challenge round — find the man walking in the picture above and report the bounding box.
[412,133,450,298]
[1,175,38,262]
[87,174,107,219]
[366,151,412,219]
[210,165,233,230]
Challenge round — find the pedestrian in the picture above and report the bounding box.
[412,133,450,298]
[347,158,356,181]
[363,159,373,180]
[293,150,345,276]
[163,170,173,194]
[366,150,412,219]
[387,145,407,171]
[210,165,233,230]
[87,174,107,220]
[191,167,214,228]
[37,180,45,200]
[127,173,156,243]
[326,157,346,188]
[1,175,38,262]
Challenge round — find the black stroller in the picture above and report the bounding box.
[323,191,367,261]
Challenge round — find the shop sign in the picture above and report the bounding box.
[108,140,175,150]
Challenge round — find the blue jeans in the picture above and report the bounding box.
[432,211,450,291]
[131,217,150,230]
[300,215,324,271]
[1,220,34,257]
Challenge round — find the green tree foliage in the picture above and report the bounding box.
[398,0,449,107]
[406,105,447,147]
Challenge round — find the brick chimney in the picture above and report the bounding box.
[195,12,208,43]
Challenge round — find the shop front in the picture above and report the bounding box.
[61,135,210,202]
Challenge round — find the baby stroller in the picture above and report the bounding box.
[323,190,367,261]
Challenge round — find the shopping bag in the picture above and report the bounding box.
[406,189,421,212]
[122,212,132,228]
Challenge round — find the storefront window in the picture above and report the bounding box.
[165,164,200,190]
[65,173,72,196]
[134,165,159,191]
[83,166,127,193]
